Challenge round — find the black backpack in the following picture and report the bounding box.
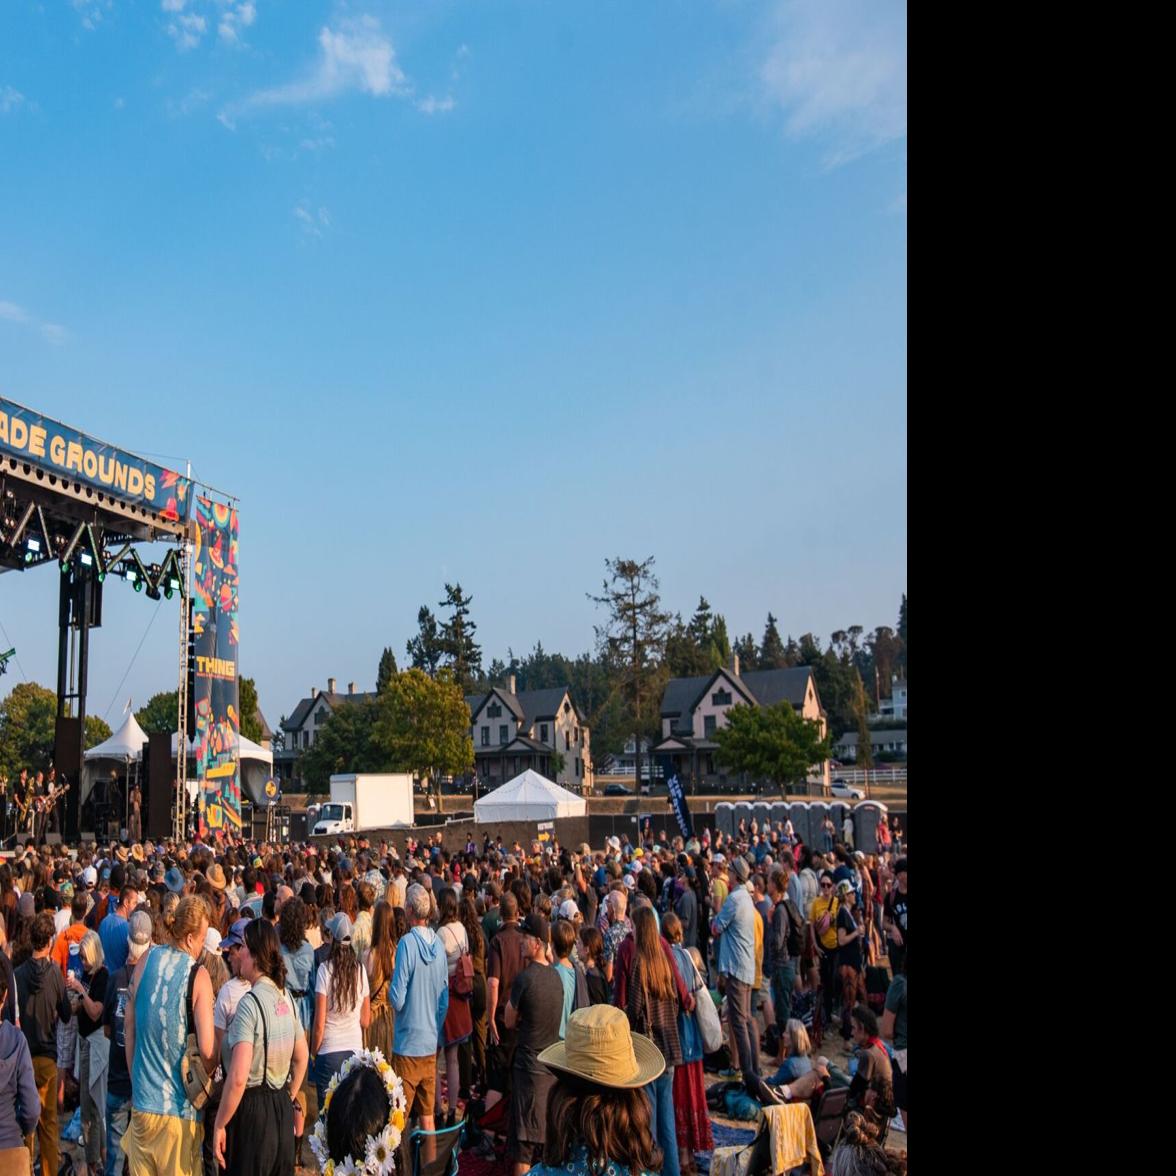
[782,897,805,959]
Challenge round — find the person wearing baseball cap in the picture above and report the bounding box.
[102,907,156,1162]
[502,911,563,1172]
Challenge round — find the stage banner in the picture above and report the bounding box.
[0,397,191,522]
[659,755,694,839]
[192,497,240,834]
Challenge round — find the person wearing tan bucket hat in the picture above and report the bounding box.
[531,1005,665,1176]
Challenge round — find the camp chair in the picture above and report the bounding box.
[811,1084,851,1157]
[402,1119,464,1176]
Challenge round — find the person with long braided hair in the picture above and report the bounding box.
[310,913,370,1104]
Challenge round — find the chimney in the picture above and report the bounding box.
[508,674,516,695]
[732,653,740,677]
[327,677,337,695]
[348,682,356,695]
[311,687,319,700]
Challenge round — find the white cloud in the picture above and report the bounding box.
[218,1,256,45]
[1,86,25,114]
[292,200,331,239]
[167,12,207,51]
[416,95,454,116]
[761,0,906,166]
[161,0,188,12]
[230,17,406,117]
[74,1,114,30]
[1,299,69,345]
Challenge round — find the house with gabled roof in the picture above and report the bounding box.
[464,675,592,793]
[273,677,378,786]
[653,657,830,791]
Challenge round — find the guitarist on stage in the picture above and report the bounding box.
[44,766,62,839]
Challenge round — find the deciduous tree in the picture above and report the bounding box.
[713,702,831,799]
[136,690,179,737]
[372,668,473,806]
[0,683,57,777]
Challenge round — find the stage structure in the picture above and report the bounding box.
[0,396,240,842]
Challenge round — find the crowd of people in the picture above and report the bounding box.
[0,812,906,1175]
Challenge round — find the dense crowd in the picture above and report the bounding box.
[0,816,907,1176]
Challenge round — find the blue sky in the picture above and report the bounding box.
[1,0,906,730]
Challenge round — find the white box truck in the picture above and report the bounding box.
[312,774,415,835]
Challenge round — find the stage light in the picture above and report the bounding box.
[163,583,173,600]
[79,551,93,568]
[145,584,161,601]
[24,536,40,563]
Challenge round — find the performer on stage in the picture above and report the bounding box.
[45,766,62,838]
[0,775,8,842]
[29,769,44,841]
[128,779,142,842]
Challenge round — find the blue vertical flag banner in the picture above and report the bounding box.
[192,497,240,834]
[660,755,694,839]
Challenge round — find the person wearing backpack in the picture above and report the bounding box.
[767,868,802,1040]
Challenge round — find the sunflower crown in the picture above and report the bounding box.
[308,1049,408,1176]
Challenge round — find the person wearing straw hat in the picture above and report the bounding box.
[530,1005,664,1176]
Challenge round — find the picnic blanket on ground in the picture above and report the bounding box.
[699,1124,756,1176]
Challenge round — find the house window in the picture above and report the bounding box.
[302,730,310,749]
[704,715,717,738]
[481,726,490,747]
[316,707,329,725]
[540,723,548,744]
[487,702,502,719]
[499,725,508,744]
[576,757,582,777]
[565,731,571,751]
[711,689,732,706]
[574,726,579,744]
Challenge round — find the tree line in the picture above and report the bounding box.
[368,561,907,782]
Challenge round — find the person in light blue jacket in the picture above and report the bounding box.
[389,883,448,1134]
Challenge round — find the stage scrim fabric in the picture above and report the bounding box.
[192,497,240,833]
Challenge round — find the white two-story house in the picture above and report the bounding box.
[464,676,593,793]
[274,678,377,786]
[653,657,830,791]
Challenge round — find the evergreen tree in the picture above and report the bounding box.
[896,594,908,674]
[406,606,443,676]
[589,556,671,787]
[377,647,399,693]
[711,614,732,668]
[438,582,482,691]
[733,633,759,672]
[852,668,874,769]
[760,613,788,668]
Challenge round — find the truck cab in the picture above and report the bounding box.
[313,801,354,835]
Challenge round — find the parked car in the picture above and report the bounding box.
[829,779,865,800]
[603,783,631,796]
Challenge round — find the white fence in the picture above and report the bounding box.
[832,767,907,786]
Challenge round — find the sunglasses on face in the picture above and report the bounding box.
[820,882,833,890]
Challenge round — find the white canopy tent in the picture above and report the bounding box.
[474,768,587,823]
[80,710,151,804]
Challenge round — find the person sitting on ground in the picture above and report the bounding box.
[845,1005,895,1129]
[766,1019,815,1087]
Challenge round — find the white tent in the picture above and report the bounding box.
[474,769,586,823]
[80,710,151,804]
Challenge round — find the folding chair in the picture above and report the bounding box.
[810,1085,850,1158]
[402,1120,465,1176]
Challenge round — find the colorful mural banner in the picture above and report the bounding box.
[0,396,191,522]
[192,497,240,833]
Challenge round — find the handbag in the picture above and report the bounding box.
[444,926,475,998]
[179,962,217,1110]
[687,953,723,1055]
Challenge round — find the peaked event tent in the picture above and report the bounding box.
[80,710,273,807]
[80,710,151,804]
[473,768,587,823]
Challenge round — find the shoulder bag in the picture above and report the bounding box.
[180,962,218,1110]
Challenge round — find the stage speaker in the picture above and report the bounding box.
[44,833,62,847]
[12,833,32,847]
[145,732,173,840]
[54,715,83,839]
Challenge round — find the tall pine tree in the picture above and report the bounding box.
[406,606,443,676]
[761,613,788,668]
[439,583,482,692]
[376,647,398,693]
